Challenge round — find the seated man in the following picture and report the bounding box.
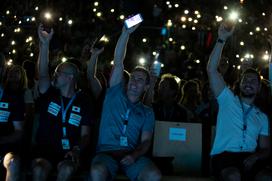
[32,25,94,181]
[207,23,270,181]
[90,25,161,181]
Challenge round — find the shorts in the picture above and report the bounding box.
[211,151,267,180]
[92,153,155,181]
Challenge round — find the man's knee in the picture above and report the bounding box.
[138,165,162,181]
[220,167,241,181]
[32,158,52,173]
[91,162,109,178]
[3,152,20,170]
[58,160,76,175]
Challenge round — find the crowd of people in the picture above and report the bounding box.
[0,17,272,181]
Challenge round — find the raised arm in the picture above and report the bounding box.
[87,44,104,99]
[207,23,234,97]
[37,24,54,94]
[109,25,139,87]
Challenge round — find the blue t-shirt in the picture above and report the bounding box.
[97,83,155,152]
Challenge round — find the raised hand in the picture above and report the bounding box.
[38,24,54,45]
[90,38,105,57]
[122,24,140,35]
[218,22,234,41]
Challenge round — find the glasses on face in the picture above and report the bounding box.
[54,70,74,77]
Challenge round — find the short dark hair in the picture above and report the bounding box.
[131,66,150,85]
[241,68,261,83]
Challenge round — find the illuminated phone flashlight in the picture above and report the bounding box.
[67,19,73,25]
[62,57,68,62]
[7,59,13,66]
[100,35,109,43]
[139,57,146,65]
[228,11,239,21]
[44,12,52,20]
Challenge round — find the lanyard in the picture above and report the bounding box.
[60,93,77,123]
[122,109,131,135]
[239,98,253,131]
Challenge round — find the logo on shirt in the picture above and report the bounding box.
[48,102,61,117]
[68,113,82,127]
[0,102,9,109]
[72,106,81,113]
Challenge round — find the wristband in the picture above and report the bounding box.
[217,38,225,43]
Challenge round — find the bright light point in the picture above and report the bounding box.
[240,41,244,46]
[240,58,244,62]
[166,1,170,5]
[110,61,114,65]
[100,35,109,42]
[237,65,241,70]
[188,17,193,22]
[262,12,266,16]
[264,28,268,31]
[59,17,63,21]
[238,19,242,23]
[142,38,147,43]
[12,49,16,54]
[1,33,4,37]
[119,15,125,20]
[184,10,189,14]
[182,24,186,29]
[229,11,239,21]
[19,21,22,24]
[180,45,186,50]
[30,53,34,57]
[96,12,102,17]
[260,75,264,80]
[194,11,199,15]
[175,77,180,83]
[196,59,200,64]
[263,54,269,61]
[68,19,73,25]
[110,9,115,13]
[152,52,157,56]
[166,20,172,27]
[250,54,254,59]
[168,4,172,8]
[0,22,2,26]
[245,54,250,59]
[192,26,196,30]
[161,64,164,68]
[35,6,39,11]
[7,59,13,66]
[256,27,260,32]
[169,37,173,42]
[94,2,99,6]
[93,8,97,12]
[224,6,228,10]
[44,12,52,20]
[139,58,146,65]
[174,4,179,8]
[236,54,240,58]
[181,16,186,22]
[28,36,33,41]
[216,16,223,22]
[249,32,253,35]
[197,14,201,18]
[194,19,198,23]
[62,57,67,62]
[31,17,36,21]
[6,10,10,15]
[11,41,16,45]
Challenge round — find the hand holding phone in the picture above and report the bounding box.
[124,14,143,29]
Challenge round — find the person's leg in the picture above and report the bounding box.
[56,160,77,181]
[220,167,241,181]
[3,152,21,181]
[32,158,52,181]
[90,153,118,181]
[123,156,161,181]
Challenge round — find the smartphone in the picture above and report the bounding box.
[151,61,162,77]
[93,35,107,49]
[124,14,143,29]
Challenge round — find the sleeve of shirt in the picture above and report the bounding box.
[216,87,235,106]
[260,114,269,136]
[80,94,96,126]
[142,108,155,133]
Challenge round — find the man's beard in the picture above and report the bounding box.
[240,90,256,98]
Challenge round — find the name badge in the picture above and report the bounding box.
[120,136,128,147]
[68,113,81,127]
[0,110,10,122]
[61,138,70,150]
[72,106,81,113]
